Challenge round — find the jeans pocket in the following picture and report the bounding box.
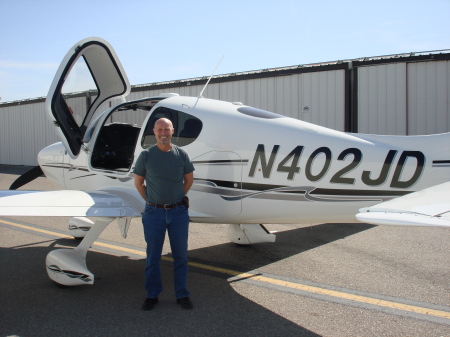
[176,205,188,213]
[144,205,155,214]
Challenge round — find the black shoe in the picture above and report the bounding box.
[141,297,158,311]
[177,297,193,309]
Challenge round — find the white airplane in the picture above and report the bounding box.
[1,37,449,287]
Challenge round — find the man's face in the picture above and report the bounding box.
[153,119,174,145]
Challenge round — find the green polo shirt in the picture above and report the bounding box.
[133,145,195,204]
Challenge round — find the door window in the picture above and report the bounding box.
[61,57,98,126]
[141,107,203,148]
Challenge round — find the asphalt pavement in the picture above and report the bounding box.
[1,164,449,337]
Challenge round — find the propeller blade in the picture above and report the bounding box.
[9,166,44,190]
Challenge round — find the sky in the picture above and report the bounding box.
[1,0,449,102]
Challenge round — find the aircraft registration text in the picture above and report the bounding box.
[249,145,425,189]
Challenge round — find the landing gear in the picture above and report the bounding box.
[67,217,93,240]
[47,217,114,286]
[227,224,276,245]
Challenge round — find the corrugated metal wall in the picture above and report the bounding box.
[357,60,450,135]
[357,63,407,135]
[0,101,58,166]
[299,70,345,130]
[407,60,450,135]
[1,54,449,166]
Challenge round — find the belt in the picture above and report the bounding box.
[146,200,184,209]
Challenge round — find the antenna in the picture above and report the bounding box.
[198,56,224,98]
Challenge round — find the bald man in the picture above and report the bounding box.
[134,118,194,310]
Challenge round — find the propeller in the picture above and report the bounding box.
[9,166,44,190]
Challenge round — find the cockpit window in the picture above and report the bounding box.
[141,107,203,148]
[237,106,285,119]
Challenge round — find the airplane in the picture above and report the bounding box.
[0,37,449,287]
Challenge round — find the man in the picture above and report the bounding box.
[134,118,194,311]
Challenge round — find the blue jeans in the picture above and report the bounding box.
[142,203,190,299]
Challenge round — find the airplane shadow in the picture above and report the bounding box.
[0,223,374,337]
[187,222,376,274]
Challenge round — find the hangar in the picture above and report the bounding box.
[0,50,449,166]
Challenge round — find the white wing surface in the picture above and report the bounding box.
[0,190,142,217]
[356,182,450,227]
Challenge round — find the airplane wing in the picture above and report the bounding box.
[0,190,142,217]
[356,182,450,227]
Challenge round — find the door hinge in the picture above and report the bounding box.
[82,144,92,154]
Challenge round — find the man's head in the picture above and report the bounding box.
[153,118,174,145]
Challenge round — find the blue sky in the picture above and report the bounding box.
[1,0,449,102]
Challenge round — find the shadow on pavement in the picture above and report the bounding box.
[0,243,320,336]
[187,222,375,273]
[0,222,375,337]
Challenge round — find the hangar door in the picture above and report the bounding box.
[407,60,450,135]
[357,60,450,135]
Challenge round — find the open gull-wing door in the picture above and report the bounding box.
[45,37,130,158]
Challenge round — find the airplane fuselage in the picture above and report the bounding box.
[38,95,450,225]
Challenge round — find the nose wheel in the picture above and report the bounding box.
[227,224,276,245]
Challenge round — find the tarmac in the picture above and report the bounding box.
[0,164,449,336]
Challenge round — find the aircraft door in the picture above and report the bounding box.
[190,151,243,216]
[46,37,130,159]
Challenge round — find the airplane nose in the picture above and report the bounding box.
[37,142,66,166]
[36,142,66,188]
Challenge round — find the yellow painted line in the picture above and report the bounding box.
[188,260,242,276]
[246,274,450,320]
[0,219,71,239]
[93,241,146,257]
[186,260,450,320]
[2,218,450,320]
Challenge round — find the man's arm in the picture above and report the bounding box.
[184,172,194,195]
[134,174,146,200]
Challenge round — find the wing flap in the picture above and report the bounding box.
[356,212,450,227]
[356,182,450,227]
[0,190,141,217]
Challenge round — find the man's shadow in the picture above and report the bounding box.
[1,222,373,336]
